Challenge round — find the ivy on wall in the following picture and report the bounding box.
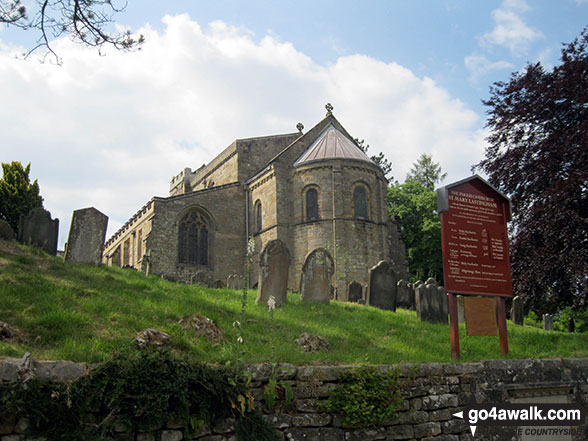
[0,350,277,441]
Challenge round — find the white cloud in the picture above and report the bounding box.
[0,14,486,247]
[479,0,543,55]
[464,55,514,84]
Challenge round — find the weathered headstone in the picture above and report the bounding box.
[396,279,414,310]
[543,314,554,331]
[511,296,524,326]
[568,317,575,333]
[348,281,363,303]
[64,207,108,265]
[18,207,59,255]
[457,295,466,323]
[300,248,334,303]
[415,278,448,325]
[0,220,16,240]
[367,260,397,311]
[256,239,291,307]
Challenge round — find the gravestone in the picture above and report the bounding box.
[511,296,524,326]
[227,274,235,289]
[415,278,448,325]
[0,220,16,240]
[457,295,466,323]
[367,260,397,311]
[348,281,363,303]
[300,248,334,303]
[396,279,414,310]
[18,207,59,255]
[543,314,554,331]
[256,239,290,307]
[568,317,575,333]
[64,207,108,265]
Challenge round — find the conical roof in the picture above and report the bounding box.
[293,124,374,166]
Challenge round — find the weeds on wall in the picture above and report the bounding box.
[0,350,279,441]
[320,366,408,428]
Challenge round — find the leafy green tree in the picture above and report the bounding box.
[477,27,588,313]
[387,179,442,282]
[0,161,44,235]
[406,153,447,191]
[0,0,143,61]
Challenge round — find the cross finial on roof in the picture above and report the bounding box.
[296,122,304,133]
[325,103,334,115]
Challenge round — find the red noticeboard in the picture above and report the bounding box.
[437,175,513,297]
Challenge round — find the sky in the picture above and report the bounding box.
[1,0,586,248]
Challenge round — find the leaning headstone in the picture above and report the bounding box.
[256,239,291,307]
[300,248,334,303]
[18,207,59,255]
[64,207,108,265]
[543,314,554,331]
[511,296,524,326]
[0,220,16,240]
[396,279,414,310]
[348,281,363,303]
[367,261,397,311]
[415,278,448,325]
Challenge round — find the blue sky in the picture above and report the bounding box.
[1,0,586,247]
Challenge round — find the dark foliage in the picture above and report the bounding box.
[0,0,143,61]
[0,161,44,235]
[477,27,588,313]
[0,350,259,441]
[354,138,393,180]
[235,412,281,441]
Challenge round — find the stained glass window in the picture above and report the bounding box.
[178,210,208,265]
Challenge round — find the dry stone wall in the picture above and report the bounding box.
[2,358,587,441]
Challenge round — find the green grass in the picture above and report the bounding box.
[1,240,587,364]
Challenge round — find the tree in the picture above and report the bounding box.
[354,138,393,180]
[387,179,443,282]
[0,161,44,235]
[0,0,143,61]
[477,27,588,313]
[406,153,447,191]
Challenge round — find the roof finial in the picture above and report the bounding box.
[296,122,304,133]
[325,102,334,115]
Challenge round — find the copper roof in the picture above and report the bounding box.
[293,124,374,166]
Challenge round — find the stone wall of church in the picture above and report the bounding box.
[147,184,246,284]
[103,200,155,270]
[286,160,396,299]
[237,133,300,183]
[191,144,240,192]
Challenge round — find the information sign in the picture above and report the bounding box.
[437,175,513,359]
[437,176,513,297]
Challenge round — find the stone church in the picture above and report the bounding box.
[102,107,408,301]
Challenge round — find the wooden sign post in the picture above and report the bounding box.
[437,175,513,359]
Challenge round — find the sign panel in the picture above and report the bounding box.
[464,297,497,336]
[438,176,513,297]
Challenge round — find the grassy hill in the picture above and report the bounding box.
[1,239,587,364]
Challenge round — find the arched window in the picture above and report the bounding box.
[305,188,319,221]
[178,210,208,265]
[255,200,262,232]
[353,186,369,220]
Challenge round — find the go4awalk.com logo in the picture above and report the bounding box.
[453,403,585,437]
